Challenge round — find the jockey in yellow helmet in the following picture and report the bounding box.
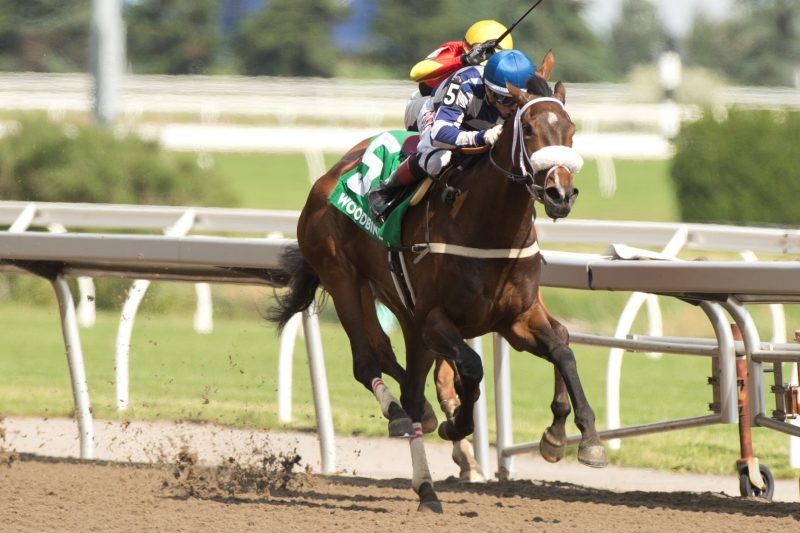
[409,20,514,97]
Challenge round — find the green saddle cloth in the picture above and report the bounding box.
[328,130,421,249]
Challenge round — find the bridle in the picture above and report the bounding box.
[488,96,584,202]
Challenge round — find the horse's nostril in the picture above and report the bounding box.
[545,188,562,202]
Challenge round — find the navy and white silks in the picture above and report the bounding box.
[415,65,503,177]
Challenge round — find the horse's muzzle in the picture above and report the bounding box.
[543,186,579,219]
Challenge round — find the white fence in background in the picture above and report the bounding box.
[2,73,799,161]
[2,201,800,491]
[2,73,799,123]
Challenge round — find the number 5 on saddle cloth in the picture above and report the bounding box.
[329,131,428,249]
[329,130,478,249]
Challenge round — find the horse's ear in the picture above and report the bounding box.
[554,81,566,104]
[536,49,555,81]
[507,83,527,105]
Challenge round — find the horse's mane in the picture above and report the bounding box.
[526,75,553,97]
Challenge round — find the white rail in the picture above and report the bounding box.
[5,202,800,254]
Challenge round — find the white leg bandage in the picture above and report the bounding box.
[371,377,399,418]
[409,423,433,492]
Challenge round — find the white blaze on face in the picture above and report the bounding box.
[546,111,559,126]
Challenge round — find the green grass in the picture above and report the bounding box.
[569,159,679,222]
[2,152,798,480]
[210,152,315,210]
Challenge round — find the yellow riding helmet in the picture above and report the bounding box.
[464,20,513,51]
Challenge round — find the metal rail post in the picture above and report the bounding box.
[277,312,302,423]
[467,337,490,480]
[730,323,766,491]
[723,299,765,423]
[493,333,514,479]
[699,301,737,424]
[51,276,94,459]
[302,302,336,474]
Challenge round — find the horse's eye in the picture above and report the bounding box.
[522,123,533,136]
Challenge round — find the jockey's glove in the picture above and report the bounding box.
[461,40,497,66]
[483,124,503,145]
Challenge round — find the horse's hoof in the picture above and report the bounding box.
[418,500,444,513]
[452,440,485,482]
[460,469,485,483]
[437,420,466,442]
[539,429,566,463]
[388,416,415,438]
[578,442,608,468]
[416,482,443,514]
[421,400,438,434]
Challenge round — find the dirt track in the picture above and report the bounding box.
[2,417,799,531]
[1,454,799,532]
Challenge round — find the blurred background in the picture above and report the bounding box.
[0,0,795,85]
[1,0,799,218]
[2,0,800,479]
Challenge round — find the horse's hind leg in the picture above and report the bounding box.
[360,288,437,433]
[421,307,484,442]
[435,358,484,481]
[504,305,608,468]
[539,368,571,463]
[324,275,414,438]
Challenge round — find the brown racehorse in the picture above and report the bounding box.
[268,52,607,513]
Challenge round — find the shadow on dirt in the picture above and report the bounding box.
[331,475,800,520]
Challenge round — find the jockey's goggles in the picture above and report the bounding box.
[489,89,517,106]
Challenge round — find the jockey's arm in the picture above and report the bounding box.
[430,105,486,149]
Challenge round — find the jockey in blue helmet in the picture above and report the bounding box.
[369,50,537,222]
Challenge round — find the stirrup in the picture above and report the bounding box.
[368,190,396,223]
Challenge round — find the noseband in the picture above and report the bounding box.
[488,96,584,201]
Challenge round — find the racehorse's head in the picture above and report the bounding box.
[504,51,582,220]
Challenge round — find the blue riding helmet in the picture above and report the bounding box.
[483,50,536,96]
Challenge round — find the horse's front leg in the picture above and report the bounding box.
[421,307,484,442]
[504,306,608,468]
[539,367,571,463]
[435,357,485,481]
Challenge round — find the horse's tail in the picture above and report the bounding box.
[267,244,321,331]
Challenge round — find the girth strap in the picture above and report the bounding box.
[411,241,540,263]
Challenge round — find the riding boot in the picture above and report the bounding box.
[368,156,421,222]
